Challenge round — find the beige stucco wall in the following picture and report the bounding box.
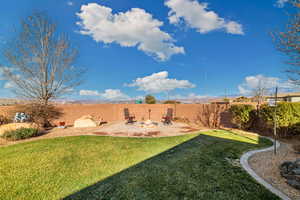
[0,104,231,127]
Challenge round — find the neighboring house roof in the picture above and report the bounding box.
[266,92,300,98]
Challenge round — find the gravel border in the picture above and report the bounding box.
[240,136,291,200]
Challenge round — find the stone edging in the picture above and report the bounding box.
[240,136,291,200]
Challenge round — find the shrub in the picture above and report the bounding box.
[163,100,181,104]
[229,104,255,129]
[196,104,226,128]
[259,102,300,136]
[145,95,156,104]
[1,128,39,141]
[0,115,12,125]
[12,103,63,127]
[290,122,300,135]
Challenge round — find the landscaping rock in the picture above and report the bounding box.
[74,115,98,128]
[293,169,300,175]
[280,159,300,190]
[287,179,300,190]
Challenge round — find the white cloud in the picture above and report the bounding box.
[238,85,250,95]
[3,81,14,89]
[67,1,74,6]
[79,89,130,101]
[238,74,298,95]
[165,0,244,35]
[0,67,15,80]
[126,71,195,93]
[275,0,289,7]
[76,3,185,61]
[79,90,100,96]
[0,67,19,89]
[170,93,210,99]
[101,89,130,100]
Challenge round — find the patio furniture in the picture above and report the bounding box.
[124,108,136,124]
[162,108,173,125]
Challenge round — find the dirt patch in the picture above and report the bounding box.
[133,133,144,137]
[181,127,201,133]
[249,142,300,200]
[146,131,160,137]
[93,132,109,136]
[0,121,205,147]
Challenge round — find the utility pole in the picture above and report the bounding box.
[274,87,278,155]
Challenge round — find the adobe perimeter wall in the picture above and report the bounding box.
[54,104,203,125]
[0,104,232,126]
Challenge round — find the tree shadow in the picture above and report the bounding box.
[220,110,235,128]
[63,132,278,200]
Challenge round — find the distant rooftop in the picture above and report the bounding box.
[268,92,300,98]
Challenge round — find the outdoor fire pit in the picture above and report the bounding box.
[139,120,158,128]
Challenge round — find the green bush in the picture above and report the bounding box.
[163,100,181,104]
[145,95,156,104]
[229,104,255,129]
[259,102,300,136]
[290,122,300,135]
[229,102,300,137]
[1,128,40,141]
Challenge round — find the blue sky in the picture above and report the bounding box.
[0,0,296,101]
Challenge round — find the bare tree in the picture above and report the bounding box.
[272,1,300,84]
[1,12,84,105]
[196,104,225,128]
[252,79,268,109]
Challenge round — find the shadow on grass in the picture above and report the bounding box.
[63,133,279,200]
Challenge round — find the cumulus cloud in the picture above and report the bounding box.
[238,74,297,95]
[275,0,289,7]
[170,93,210,99]
[79,90,100,96]
[0,67,20,89]
[76,3,184,61]
[3,82,14,89]
[101,89,130,100]
[67,1,74,6]
[0,67,15,81]
[165,0,244,35]
[126,71,195,93]
[79,89,130,101]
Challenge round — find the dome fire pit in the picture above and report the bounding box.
[139,120,159,129]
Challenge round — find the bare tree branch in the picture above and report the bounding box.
[1,12,85,105]
[272,1,300,85]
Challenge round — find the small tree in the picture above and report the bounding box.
[12,103,63,127]
[145,95,156,104]
[1,12,84,106]
[196,104,225,128]
[252,79,268,109]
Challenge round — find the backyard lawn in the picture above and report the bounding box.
[0,130,279,200]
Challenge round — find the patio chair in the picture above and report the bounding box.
[124,108,136,124]
[162,108,173,125]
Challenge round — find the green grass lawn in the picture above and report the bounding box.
[0,130,279,200]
